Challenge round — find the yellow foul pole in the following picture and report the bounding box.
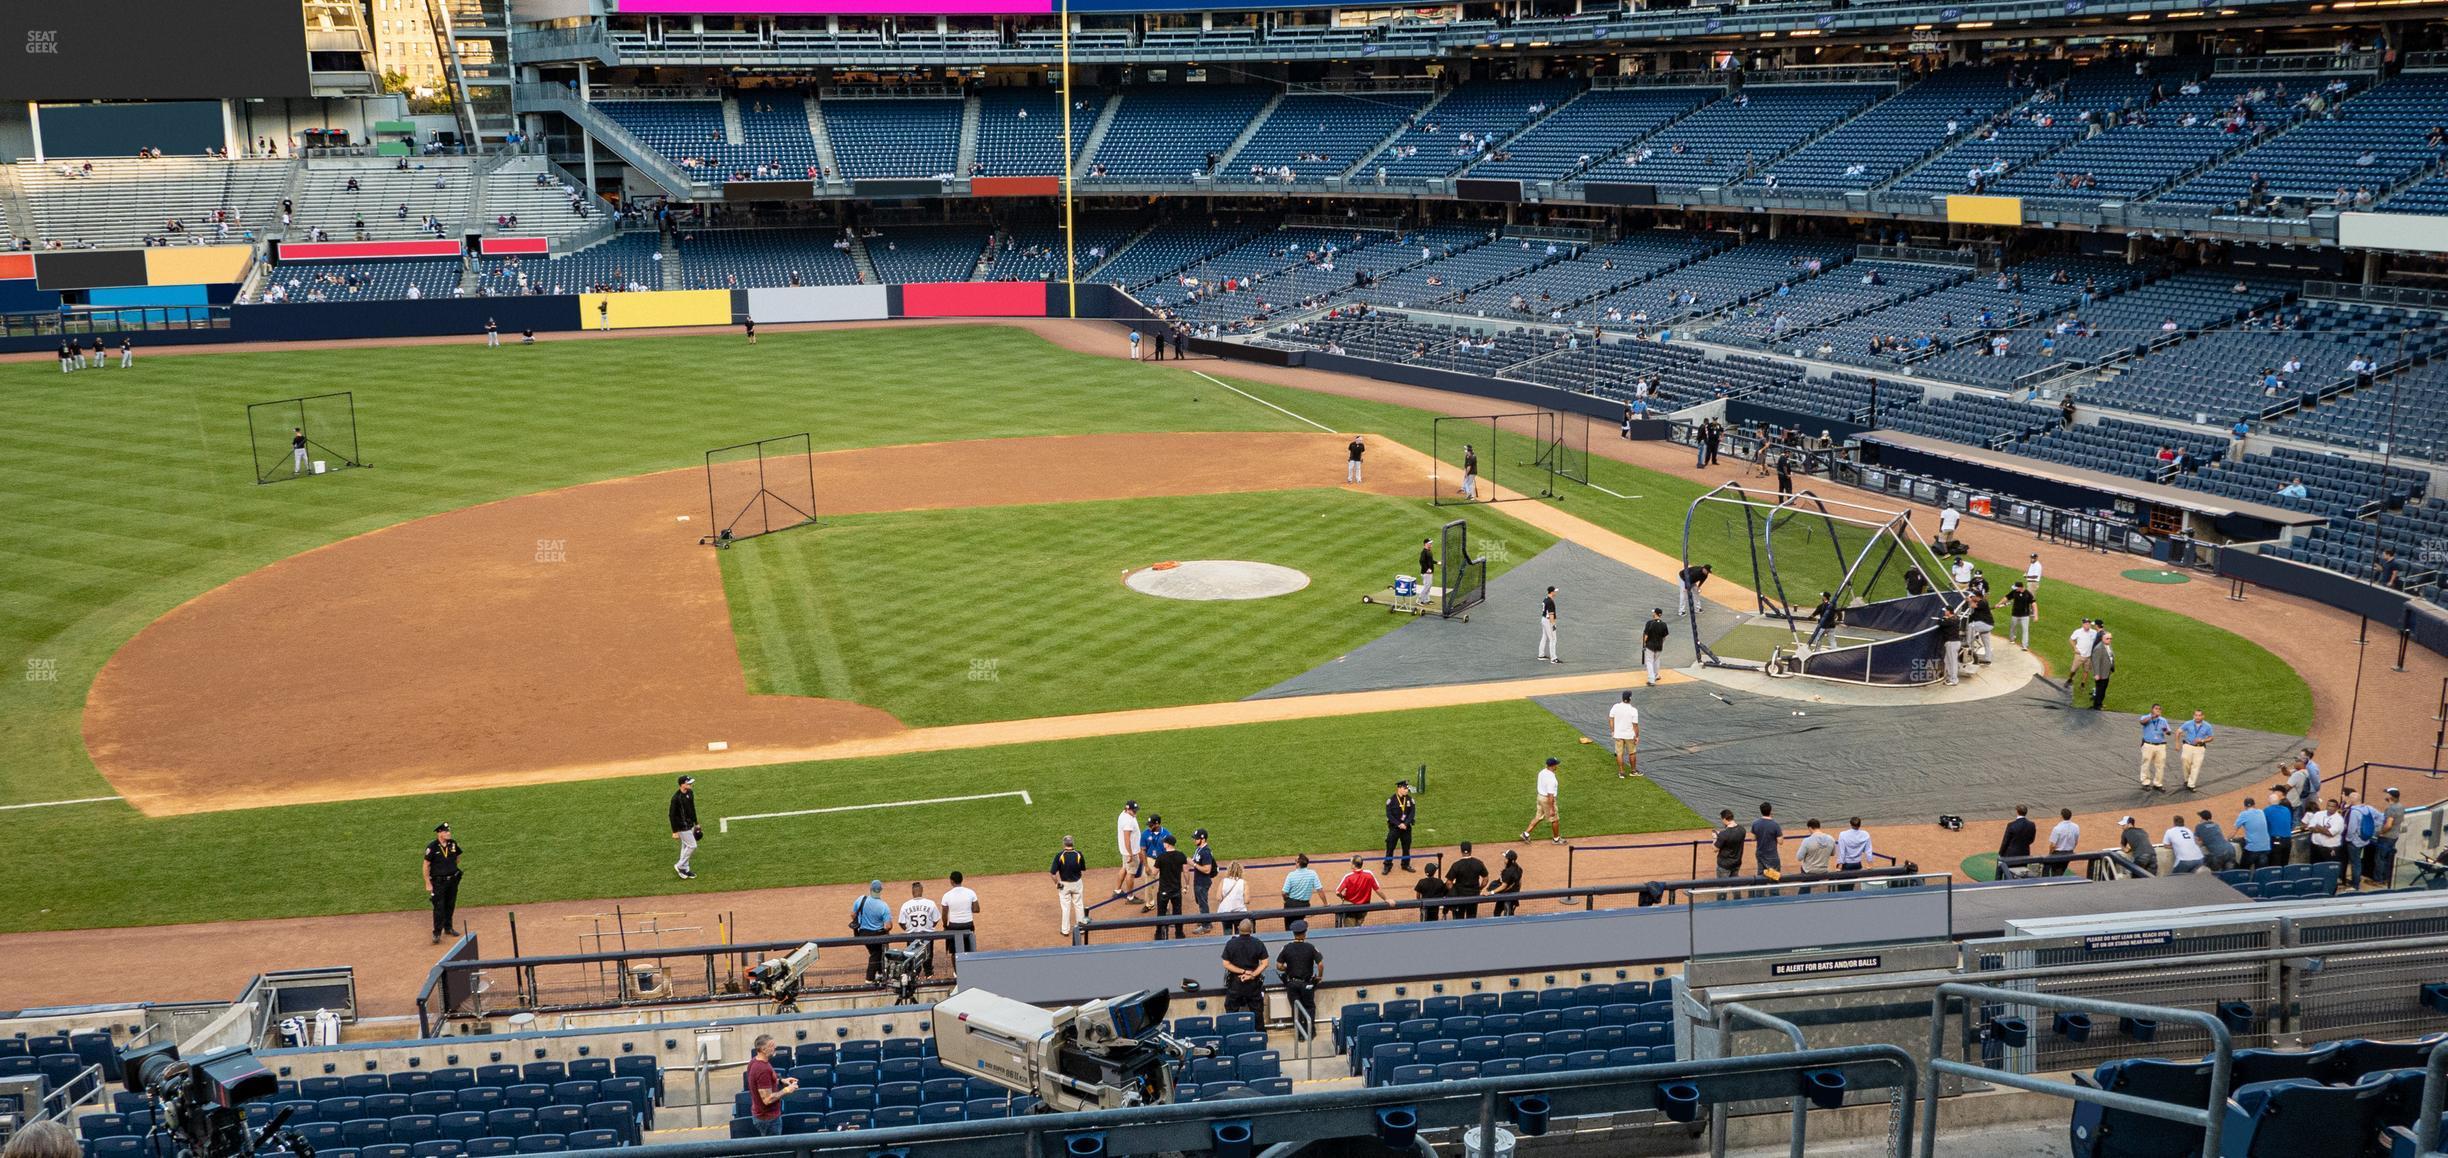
[1059,0,1078,319]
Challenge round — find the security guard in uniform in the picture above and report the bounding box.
[1274,920,1324,1040]
[1383,780,1416,873]
[423,823,463,944]
[1219,922,1268,1015]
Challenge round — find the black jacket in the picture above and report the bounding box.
[670,789,698,833]
[1999,817,2036,858]
[1386,794,1415,832]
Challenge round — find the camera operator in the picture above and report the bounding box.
[1274,920,1324,1040]
[849,880,894,983]
[423,823,463,944]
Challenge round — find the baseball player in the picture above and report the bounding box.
[669,775,700,879]
[291,427,309,476]
[1346,435,1366,483]
[1536,585,1560,664]
[1641,608,1669,685]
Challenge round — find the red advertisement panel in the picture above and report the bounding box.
[479,237,551,256]
[278,239,464,261]
[970,176,1062,198]
[899,281,1048,318]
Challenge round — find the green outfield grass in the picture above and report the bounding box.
[0,324,2311,932]
[720,488,1551,725]
[0,700,1699,933]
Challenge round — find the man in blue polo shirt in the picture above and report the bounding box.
[1136,814,1173,913]
[849,880,895,983]
[2177,711,2215,791]
[2137,705,2173,791]
[2260,790,2296,868]
[2232,795,2273,869]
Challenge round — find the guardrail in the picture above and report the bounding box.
[417,930,968,1028]
[1567,834,1900,888]
[1920,985,2234,1158]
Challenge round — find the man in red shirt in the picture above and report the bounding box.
[1334,856,1385,927]
[743,1034,797,1136]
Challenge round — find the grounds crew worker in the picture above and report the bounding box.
[1275,920,1324,1040]
[423,823,463,944]
[1383,780,1416,872]
[669,775,700,880]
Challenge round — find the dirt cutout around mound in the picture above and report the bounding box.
[84,432,1430,816]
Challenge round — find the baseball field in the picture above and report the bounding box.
[0,323,2314,935]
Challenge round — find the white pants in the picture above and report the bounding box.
[293,447,308,474]
[599,314,610,330]
[1537,617,1558,661]
[674,828,698,873]
[61,357,72,373]
[1678,581,1696,616]
[1966,621,1994,662]
[1462,471,1477,499]
[1943,645,1960,685]
[1643,648,1661,684]
[487,332,500,347]
[1347,461,1363,483]
[120,350,132,368]
[1130,342,1141,360]
[1057,881,1085,935]
[2010,615,2031,648]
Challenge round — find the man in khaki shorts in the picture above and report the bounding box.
[1522,757,1562,844]
[1609,691,1641,778]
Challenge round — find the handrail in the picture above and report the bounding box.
[1568,834,1898,888]
[1714,1003,1812,1158]
[1922,984,2232,1158]
[2414,1036,2448,1157]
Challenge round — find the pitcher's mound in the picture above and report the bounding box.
[1126,560,1310,601]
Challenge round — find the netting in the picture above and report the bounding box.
[705,434,817,543]
[1682,484,1960,682]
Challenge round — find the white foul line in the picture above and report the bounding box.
[1190,371,1337,434]
[720,790,1033,833]
[0,795,121,812]
[1588,483,1641,500]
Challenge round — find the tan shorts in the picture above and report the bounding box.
[1532,795,1559,824]
[1614,738,1637,761]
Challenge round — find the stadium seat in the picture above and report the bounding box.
[1502,1032,1544,1060]
[1461,994,1500,1017]
[1585,1025,1628,1050]
[1607,1046,1648,1068]
[2232,1043,2342,1087]
[1388,1064,1436,1086]
[2218,1074,2391,1157]
[533,1106,583,1135]
[1567,1050,1611,1071]
[566,1060,610,1083]
[1179,1015,1217,1039]
[964,1098,1009,1120]
[362,1144,411,1158]
[410,1142,465,1158]
[520,1063,565,1087]
[917,1103,964,1126]
[1498,992,1537,1015]
[1523,1054,1569,1076]
[475,1067,520,1089]
[430,1070,475,1094]
[1423,996,1463,1020]
[598,1078,649,1129]
[343,1075,388,1098]
[876,1081,921,1109]
[828,1085,875,1114]
[436,1113,486,1143]
[295,1124,343,1151]
[2325,1033,2448,1083]
[1522,1010,1563,1033]
[1215,1013,1259,1036]
[833,1061,878,1088]
[391,1114,438,1145]
[549,1081,595,1106]
[1441,1016,1483,1041]
[2069,1057,2214,1157]
[820,1110,870,1131]
[457,1089,503,1116]
[485,1108,536,1138]
[79,1115,128,1141]
[1482,1014,1523,1036]
[318,1098,366,1123]
[1365,1044,1414,1087]
[881,1038,925,1061]
[1481,1059,1525,1080]
[878,1057,922,1084]
[365,1094,409,1119]
[513,1135,565,1153]
[871,1106,918,1130]
[724,1116,758,1140]
[563,1129,619,1152]
[836,1041,882,1065]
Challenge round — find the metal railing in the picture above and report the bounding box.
[1920,984,2234,1158]
[1566,833,1900,888]
[419,930,967,1027]
[2413,1037,2448,1158]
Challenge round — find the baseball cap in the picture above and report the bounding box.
[678,775,694,785]
[868,880,884,894]
[1193,828,1208,839]
[2119,816,2135,826]
[1546,757,1560,767]
[1124,800,1138,810]
[2386,787,2401,797]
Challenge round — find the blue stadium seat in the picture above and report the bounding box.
[317,1098,366,1123]
[918,1102,964,1126]
[724,1116,758,1140]
[1365,1044,1414,1087]
[365,1095,409,1120]
[565,1060,610,1084]
[430,1070,476,1094]
[1388,1064,1437,1087]
[2326,1034,2448,1083]
[2219,1074,2391,1157]
[832,1061,878,1088]
[390,1114,438,1145]
[1501,1033,1544,1060]
[964,1098,1009,1120]
[1179,1016,1218,1039]
[1607,1047,1648,1068]
[1422,996,1463,1020]
[463,1139,514,1158]
[1585,1025,1628,1050]
[362,1144,411,1158]
[548,1081,595,1106]
[513,1134,564,1153]
[503,1086,550,1112]
[475,1067,520,1090]
[485,1108,536,1139]
[919,1078,967,1105]
[1215,1013,1258,1036]
[1442,1016,1483,1040]
[836,1041,881,1065]
[1480,1059,1525,1080]
[343,1075,389,1098]
[878,1058,922,1085]
[597,1078,649,1129]
[820,1110,870,1131]
[1522,1054,1569,1076]
[828,1085,875,1114]
[1498,992,1537,1014]
[1346,1025,1394,1072]
[2070,1058,2214,1157]
[881,1038,925,1061]
[79,1115,128,1140]
[2233,1043,2342,1087]
[1461,994,1500,1017]
[435,1112,486,1143]
[1567,1050,1611,1071]
[532,1106,582,1135]
[875,1081,921,1109]
[870,1106,918,1130]
[410,1141,464,1158]
[563,1129,619,1152]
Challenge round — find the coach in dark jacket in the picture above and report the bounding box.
[1999,806,2036,861]
[670,776,701,880]
[1383,781,1416,873]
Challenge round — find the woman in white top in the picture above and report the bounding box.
[1214,863,1249,924]
[2304,800,2347,866]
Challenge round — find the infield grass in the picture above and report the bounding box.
[719,487,1552,724]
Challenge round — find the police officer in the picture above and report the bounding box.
[1274,920,1324,1040]
[1219,921,1268,1015]
[1383,780,1416,872]
[422,823,463,944]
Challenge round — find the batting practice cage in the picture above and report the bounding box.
[703,433,818,546]
[1440,518,1488,618]
[1430,411,1590,505]
[1680,483,1962,685]
[247,392,365,484]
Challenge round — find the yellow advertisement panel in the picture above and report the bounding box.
[577,290,733,330]
[143,245,255,286]
[1945,195,2024,226]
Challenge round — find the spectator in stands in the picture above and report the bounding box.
[2343,789,2383,889]
[2264,787,2299,867]
[2304,798,2347,869]
[2163,816,2206,874]
[2117,816,2158,874]
[2000,805,2037,862]
[2196,812,2239,872]
[2233,795,2275,869]
[2045,809,2080,877]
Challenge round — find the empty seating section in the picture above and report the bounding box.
[474,234,664,296]
[1742,373,1924,425]
[671,229,860,289]
[2273,359,2448,461]
[1335,984,1680,1089]
[1509,343,1803,411]
[1134,226,1392,312]
[479,161,606,242]
[1164,234,1420,327]
[263,260,463,303]
[735,95,824,178]
[19,157,294,248]
[1084,86,1273,181]
[2079,308,2404,427]
[982,216,1143,281]
[291,161,472,242]
[2066,1033,2444,1158]
[1887,62,2156,197]
[2384,170,2448,215]
[1566,240,1853,327]
[593,102,739,175]
[2013,416,2229,481]
[1089,218,1271,288]
[2154,75,2448,208]
[2168,444,2425,517]
[1705,261,1967,347]
[820,97,960,179]
[1609,85,1884,189]
[76,1058,665,1158]
[1469,87,1711,184]
[1231,91,1431,184]
[1757,67,2017,191]
[1874,391,2059,446]
[971,87,1099,176]
[1459,231,1729,317]
[862,227,989,284]
[2271,501,2448,586]
[1812,257,2144,368]
[1987,78,2323,204]
[1916,270,2289,388]
[1366,80,1582,184]
[1327,227,1523,307]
